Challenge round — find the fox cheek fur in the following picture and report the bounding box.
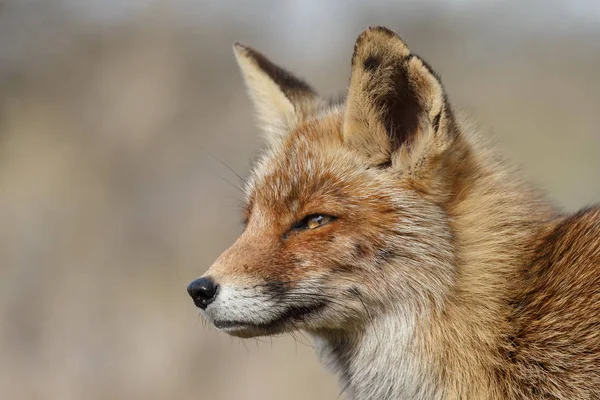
[187,26,600,399]
[204,152,455,333]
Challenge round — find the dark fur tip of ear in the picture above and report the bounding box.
[233,41,249,54]
[351,26,402,67]
[233,41,315,96]
[366,26,397,38]
[233,42,261,60]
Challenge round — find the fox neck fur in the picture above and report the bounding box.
[314,123,559,399]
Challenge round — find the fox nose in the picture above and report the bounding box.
[187,277,219,309]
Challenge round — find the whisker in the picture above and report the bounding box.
[290,331,299,355]
[219,205,245,210]
[200,146,246,183]
[222,195,245,204]
[207,171,246,194]
[251,337,273,344]
[292,329,314,349]
[241,339,249,353]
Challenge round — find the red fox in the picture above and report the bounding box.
[187,27,600,399]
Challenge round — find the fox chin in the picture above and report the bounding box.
[187,26,600,400]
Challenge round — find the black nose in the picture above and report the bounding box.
[187,277,218,309]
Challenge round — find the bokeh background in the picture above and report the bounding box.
[1,1,599,399]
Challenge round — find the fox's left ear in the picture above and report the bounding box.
[233,43,322,142]
[344,27,457,169]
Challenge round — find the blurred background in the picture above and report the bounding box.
[1,1,599,399]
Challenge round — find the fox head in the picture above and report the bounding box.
[188,27,461,338]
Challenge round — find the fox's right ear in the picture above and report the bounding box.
[233,43,321,142]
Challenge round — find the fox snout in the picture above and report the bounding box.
[186,225,375,338]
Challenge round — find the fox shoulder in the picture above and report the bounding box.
[505,206,600,398]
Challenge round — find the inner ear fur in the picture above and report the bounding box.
[343,26,456,168]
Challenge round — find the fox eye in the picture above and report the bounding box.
[292,214,335,232]
[306,214,332,229]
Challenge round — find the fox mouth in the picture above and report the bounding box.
[212,301,328,337]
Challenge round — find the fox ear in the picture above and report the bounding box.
[343,27,456,169]
[233,43,321,141]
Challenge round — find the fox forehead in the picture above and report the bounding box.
[244,110,370,223]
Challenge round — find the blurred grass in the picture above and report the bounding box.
[0,1,599,399]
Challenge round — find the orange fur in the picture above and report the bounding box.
[189,27,600,399]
